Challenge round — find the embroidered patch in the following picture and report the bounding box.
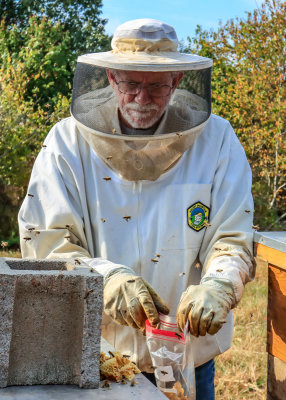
[187,202,210,232]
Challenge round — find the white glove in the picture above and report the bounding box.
[104,269,170,333]
[176,278,235,336]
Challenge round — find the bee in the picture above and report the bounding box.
[28,227,35,231]
[84,289,94,299]
[108,351,115,357]
[195,263,201,268]
[179,272,185,276]
[123,354,130,358]
[204,221,211,227]
[101,218,106,223]
[121,379,127,385]
[74,259,81,265]
[112,128,117,134]
[160,370,168,375]
[65,224,73,230]
[123,215,131,221]
[103,176,111,181]
[101,380,110,388]
[127,279,135,283]
[174,332,182,339]
[90,268,95,272]
[64,235,71,240]
[27,193,34,197]
[130,378,136,387]
[42,144,47,148]
[252,225,259,230]
[156,254,161,258]
[23,237,31,242]
[106,155,113,160]
[34,231,40,235]
[149,366,157,370]
[244,210,251,213]
[151,258,159,263]
[1,241,8,248]
[216,269,223,273]
[176,131,183,137]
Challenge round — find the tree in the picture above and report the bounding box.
[185,0,285,230]
[0,0,110,54]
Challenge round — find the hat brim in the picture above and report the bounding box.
[77,51,212,71]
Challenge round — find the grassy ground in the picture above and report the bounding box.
[215,257,268,399]
[0,250,268,398]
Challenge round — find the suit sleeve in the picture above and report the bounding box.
[199,122,255,304]
[18,123,133,279]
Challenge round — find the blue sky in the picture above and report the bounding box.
[101,0,264,45]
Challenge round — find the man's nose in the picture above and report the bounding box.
[134,87,152,104]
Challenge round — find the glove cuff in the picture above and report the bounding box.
[200,277,236,308]
[104,267,136,287]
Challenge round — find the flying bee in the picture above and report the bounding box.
[101,218,106,223]
[103,176,111,181]
[112,128,117,134]
[156,254,161,258]
[23,237,31,242]
[160,370,168,375]
[28,227,35,231]
[106,155,113,160]
[127,279,135,283]
[74,259,81,265]
[151,258,159,263]
[34,231,40,235]
[27,193,34,197]
[84,289,93,299]
[64,235,71,240]
[123,215,131,221]
[108,351,115,357]
[244,210,251,213]
[216,269,223,273]
[195,263,201,268]
[252,225,259,230]
[65,224,73,230]
[174,332,182,339]
[90,268,95,272]
[121,379,127,385]
[204,221,211,227]
[179,272,185,276]
[42,144,47,148]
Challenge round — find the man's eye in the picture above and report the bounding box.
[127,82,138,87]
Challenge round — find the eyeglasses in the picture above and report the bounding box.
[114,79,173,97]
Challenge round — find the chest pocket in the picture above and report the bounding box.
[156,183,212,251]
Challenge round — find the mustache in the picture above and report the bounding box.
[123,103,160,113]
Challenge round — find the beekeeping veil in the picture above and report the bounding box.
[71,19,212,181]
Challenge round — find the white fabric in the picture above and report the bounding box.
[77,19,212,71]
[18,114,254,370]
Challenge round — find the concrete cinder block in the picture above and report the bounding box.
[0,258,103,389]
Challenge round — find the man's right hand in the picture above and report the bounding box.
[104,270,169,333]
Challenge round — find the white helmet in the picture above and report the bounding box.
[71,19,212,181]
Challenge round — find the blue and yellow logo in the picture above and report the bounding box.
[187,202,210,232]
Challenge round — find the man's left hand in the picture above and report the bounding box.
[176,279,235,336]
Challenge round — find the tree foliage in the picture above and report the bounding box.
[0,2,110,242]
[0,0,110,54]
[185,0,285,230]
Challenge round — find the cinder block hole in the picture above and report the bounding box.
[6,260,73,271]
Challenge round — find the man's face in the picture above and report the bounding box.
[107,69,183,129]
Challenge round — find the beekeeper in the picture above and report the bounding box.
[19,19,254,399]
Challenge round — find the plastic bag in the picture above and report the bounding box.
[146,313,195,400]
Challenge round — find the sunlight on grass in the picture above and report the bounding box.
[215,257,268,399]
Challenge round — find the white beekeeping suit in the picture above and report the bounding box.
[19,19,254,371]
